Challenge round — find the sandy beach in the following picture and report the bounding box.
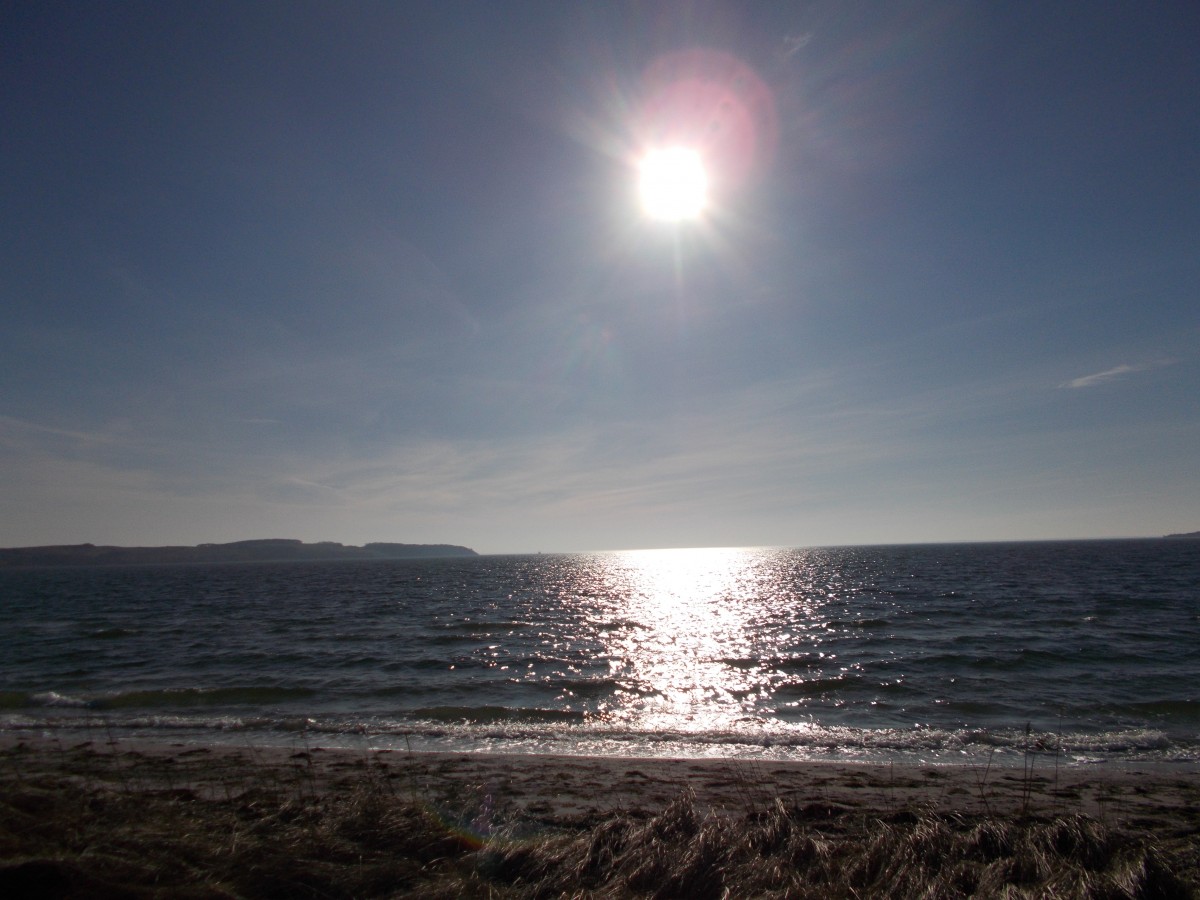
[2,732,1197,897]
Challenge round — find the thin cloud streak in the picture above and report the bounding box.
[1060,360,1174,390]
[0,414,124,448]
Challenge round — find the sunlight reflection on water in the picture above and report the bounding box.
[592,547,825,734]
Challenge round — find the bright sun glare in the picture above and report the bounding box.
[638,147,708,221]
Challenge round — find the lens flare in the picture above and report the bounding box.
[636,49,778,196]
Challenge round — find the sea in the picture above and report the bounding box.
[2,540,1198,768]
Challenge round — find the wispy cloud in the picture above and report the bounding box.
[1060,360,1172,389]
[0,414,123,447]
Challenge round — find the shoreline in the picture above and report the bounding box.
[5,714,1196,772]
[3,731,1198,896]
[4,730,1199,823]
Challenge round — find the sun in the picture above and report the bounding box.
[638,147,709,221]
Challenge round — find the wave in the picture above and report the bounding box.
[94,687,316,709]
[2,713,1192,764]
[424,633,482,645]
[87,627,138,639]
[27,691,91,709]
[1100,700,1200,722]
[432,620,534,632]
[523,677,658,699]
[1,686,315,711]
[822,618,891,629]
[721,656,823,672]
[594,619,645,632]
[772,675,865,697]
[408,706,591,724]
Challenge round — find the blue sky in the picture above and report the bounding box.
[2,1,1197,553]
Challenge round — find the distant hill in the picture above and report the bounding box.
[0,539,478,568]
[1164,531,1200,540]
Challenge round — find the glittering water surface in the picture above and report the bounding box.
[2,541,1198,764]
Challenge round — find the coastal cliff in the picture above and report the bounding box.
[0,539,478,568]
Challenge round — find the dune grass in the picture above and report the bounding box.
[0,739,1195,898]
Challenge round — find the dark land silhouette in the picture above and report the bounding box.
[0,538,477,567]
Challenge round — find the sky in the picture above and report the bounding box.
[2,1,1197,554]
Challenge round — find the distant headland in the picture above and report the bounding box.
[0,539,478,568]
[1164,531,1200,540]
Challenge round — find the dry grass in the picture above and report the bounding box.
[0,740,1195,899]
[485,793,1193,899]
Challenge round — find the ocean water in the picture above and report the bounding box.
[2,540,1198,766]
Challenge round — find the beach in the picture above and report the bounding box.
[4,544,1199,895]
[2,733,1197,898]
